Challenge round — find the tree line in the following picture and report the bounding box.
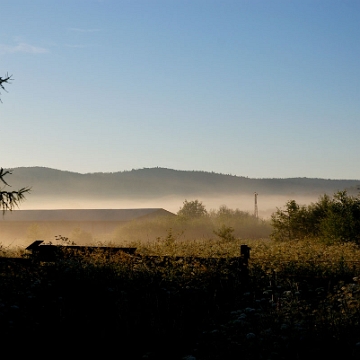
[270,190,360,244]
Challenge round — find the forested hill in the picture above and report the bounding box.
[6,167,360,200]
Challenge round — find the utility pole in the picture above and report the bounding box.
[254,192,258,218]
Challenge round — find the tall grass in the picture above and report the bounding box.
[2,234,360,358]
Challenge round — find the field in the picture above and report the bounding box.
[1,237,360,359]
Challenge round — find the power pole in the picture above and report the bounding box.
[254,192,258,218]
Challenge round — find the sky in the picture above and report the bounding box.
[0,0,359,180]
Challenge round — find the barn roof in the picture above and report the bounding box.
[0,208,175,222]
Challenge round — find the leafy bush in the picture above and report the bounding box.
[213,224,236,242]
[177,199,208,219]
[270,191,360,244]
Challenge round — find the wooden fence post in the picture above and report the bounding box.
[240,244,250,266]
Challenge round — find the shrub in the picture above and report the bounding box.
[270,191,360,244]
[177,199,208,219]
[213,224,236,242]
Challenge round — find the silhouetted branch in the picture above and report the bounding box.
[0,168,12,186]
[0,168,31,212]
[0,188,30,212]
[0,73,13,102]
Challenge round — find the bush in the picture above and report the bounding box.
[177,199,208,219]
[270,191,360,244]
[213,224,236,242]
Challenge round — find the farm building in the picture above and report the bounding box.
[0,208,176,243]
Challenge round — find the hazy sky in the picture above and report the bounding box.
[1,0,359,179]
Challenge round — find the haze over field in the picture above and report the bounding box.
[1,1,359,180]
[6,167,360,217]
[1,166,359,248]
[19,193,317,219]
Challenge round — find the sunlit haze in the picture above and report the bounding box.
[19,193,320,219]
[1,1,359,179]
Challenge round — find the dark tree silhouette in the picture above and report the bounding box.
[0,73,13,103]
[0,168,30,212]
[0,73,30,211]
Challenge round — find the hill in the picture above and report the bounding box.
[5,167,360,217]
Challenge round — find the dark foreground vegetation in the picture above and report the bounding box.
[2,192,360,358]
[2,237,360,359]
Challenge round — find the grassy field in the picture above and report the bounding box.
[1,237,360,359]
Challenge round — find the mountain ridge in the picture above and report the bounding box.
[5,166,359,199]
[10,166,360,181]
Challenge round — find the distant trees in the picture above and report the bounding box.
[177,199,208,219]
[210,205,270,240]
[0,73,30,211]
[270,190,360,244]
[175,200,271,240]
[112,200,271,243]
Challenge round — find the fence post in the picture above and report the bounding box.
[240,244,250,266]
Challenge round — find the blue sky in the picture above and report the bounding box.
[1,0,359,179]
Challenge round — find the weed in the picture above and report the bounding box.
[1,237,360,358]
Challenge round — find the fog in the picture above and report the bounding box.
[0,194,322,249]
[18,193,321,219]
